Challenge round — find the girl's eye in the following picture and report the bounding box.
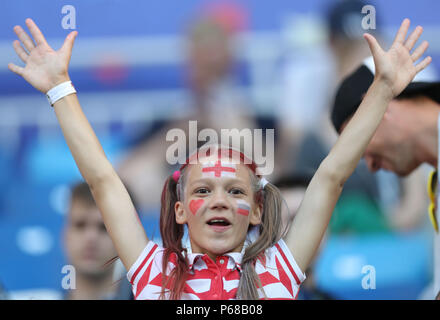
[195,187,210,194]
[229,188,245,195]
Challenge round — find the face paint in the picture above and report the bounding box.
[202,160,236,178]
[236,199,251,216]
[189,199,204,215]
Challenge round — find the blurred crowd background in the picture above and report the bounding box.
[0,0,439,299]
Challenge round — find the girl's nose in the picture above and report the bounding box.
[208,189,230,211]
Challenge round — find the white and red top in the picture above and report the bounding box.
[127,238,305,300]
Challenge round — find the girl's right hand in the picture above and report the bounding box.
[8,18,77,94]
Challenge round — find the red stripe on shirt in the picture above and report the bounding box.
[275,243,301,285]
[131,243,158,284]
[135,261,154,298]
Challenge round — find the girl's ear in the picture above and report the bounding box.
[175,201,188,225]
[249,203,262,226]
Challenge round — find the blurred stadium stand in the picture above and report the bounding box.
[0,0,439,299]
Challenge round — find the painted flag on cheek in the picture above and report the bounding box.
[189,199,204,215]
[236,199,251,216]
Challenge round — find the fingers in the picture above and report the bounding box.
[25,18,48,46]
[393,18,411,45]
[363,33,383,57]
[12,18,48,54]
[404,25,423,51]
[415,56,432,73]
[60,31,78,56]
[411,40,429,61]
[13,25,35,52]
[7,62,24,76]
[13,40,29,63]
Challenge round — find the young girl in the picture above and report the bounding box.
[8,18,431,299]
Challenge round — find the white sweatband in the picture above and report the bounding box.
[46,81,77,106]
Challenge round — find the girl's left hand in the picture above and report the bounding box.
[364,18,431,98]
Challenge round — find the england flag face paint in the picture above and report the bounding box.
[201,160,236,179]
[236,199,251,216]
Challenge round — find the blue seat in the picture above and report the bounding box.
[314,231,432,299]
[0,208,161,292]
[0,215,66,291]
[24,134,128,185]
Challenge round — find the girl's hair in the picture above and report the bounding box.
[159,146,286,300]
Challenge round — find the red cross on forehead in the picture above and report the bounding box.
[202,160,236,177]
[179,147,258,175]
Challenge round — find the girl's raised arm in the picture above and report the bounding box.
[284,19,432,273]
[8,19,148,270]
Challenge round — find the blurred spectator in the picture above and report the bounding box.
[276,0,378,172]
[62,182,132,300]
[276,173,335,300]
[331,54,440,298]
[275,0,380,233]
[118,3,258,213]
[327,0,377,83]
[323,1,429,234]
[274,0,428,235]
[185,3,253,129]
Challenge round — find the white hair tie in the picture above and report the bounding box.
[259,177,269,189]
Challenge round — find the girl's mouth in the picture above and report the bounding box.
[206,217,232,232]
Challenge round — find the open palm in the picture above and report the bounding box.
[8,18,77,93]
[365,19,431,97]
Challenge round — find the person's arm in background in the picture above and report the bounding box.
[285,19,432,273]
[8,19,148,271]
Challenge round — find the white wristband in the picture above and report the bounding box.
[46,81,76,106]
